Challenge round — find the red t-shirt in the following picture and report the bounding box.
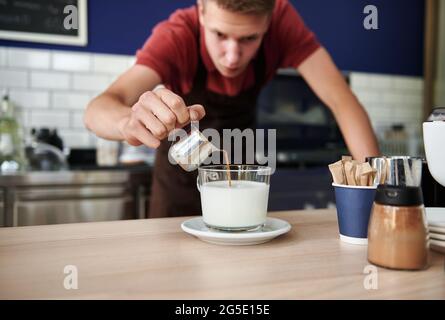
[136,0,320,97]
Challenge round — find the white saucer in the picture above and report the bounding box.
[181,217,291,246]
[430,232,445,241]
[425,207,445,227]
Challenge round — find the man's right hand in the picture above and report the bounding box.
[117,87,205,148]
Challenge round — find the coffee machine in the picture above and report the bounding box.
[422,108,445,208]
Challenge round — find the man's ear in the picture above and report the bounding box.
[197,0,205,26]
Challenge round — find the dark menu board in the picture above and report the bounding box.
[0,0,86,45]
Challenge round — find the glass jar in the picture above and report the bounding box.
[367,185,429,270]
[0,92,26,172]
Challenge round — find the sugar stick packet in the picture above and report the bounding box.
[328,160,345,185]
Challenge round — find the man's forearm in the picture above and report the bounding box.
[331,93,380,162]
[84,93,131,141]
[298,47,380,162]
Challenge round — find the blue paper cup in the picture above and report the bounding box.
[333,183,377,245]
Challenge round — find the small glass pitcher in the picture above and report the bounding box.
[168,126,219,172]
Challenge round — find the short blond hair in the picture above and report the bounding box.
[203,0,276,15]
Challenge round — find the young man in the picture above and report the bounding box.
[84,0,380,218]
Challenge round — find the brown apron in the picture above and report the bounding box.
[148,39,266,218]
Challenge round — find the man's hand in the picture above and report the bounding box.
[117,87,206,148]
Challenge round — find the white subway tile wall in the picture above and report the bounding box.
[0,49,7,66]
[52,92,91,110]
[72,74,111,91]
[29,110,70,128]
[0,69,28,88]
[30,71,71,90]
[8,48,51,69]
[0,47,425,151]
[350,73,424,131]
[52,52,91,72]
[92,53,131,74]
[0,46,134,148]
[71,112,87,129]
[9,89,50,109]
[350,72,424,156]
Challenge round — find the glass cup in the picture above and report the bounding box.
[197,165,272,232]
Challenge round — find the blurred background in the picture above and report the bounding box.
[0,0,443,226]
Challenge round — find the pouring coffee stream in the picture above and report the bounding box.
[221,149,232,187]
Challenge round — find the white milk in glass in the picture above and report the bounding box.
[200,180,270,229]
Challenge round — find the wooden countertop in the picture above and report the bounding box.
[0,209,444,299]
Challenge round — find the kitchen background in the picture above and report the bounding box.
[0,0,443,226]
[0,0,427,150]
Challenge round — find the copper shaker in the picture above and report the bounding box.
[367,185,429,270]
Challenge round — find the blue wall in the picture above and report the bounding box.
[293,0,425,76]
[0,0,425,76]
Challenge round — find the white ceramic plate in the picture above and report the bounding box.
[429,226,445,234]
[430,232,445,241]
[181,217,291,246]
[425,207,445,227]
[430,239,445,254]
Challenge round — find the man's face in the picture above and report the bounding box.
[198,0,271,78]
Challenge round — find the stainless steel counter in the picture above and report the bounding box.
[0,166,152,227]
